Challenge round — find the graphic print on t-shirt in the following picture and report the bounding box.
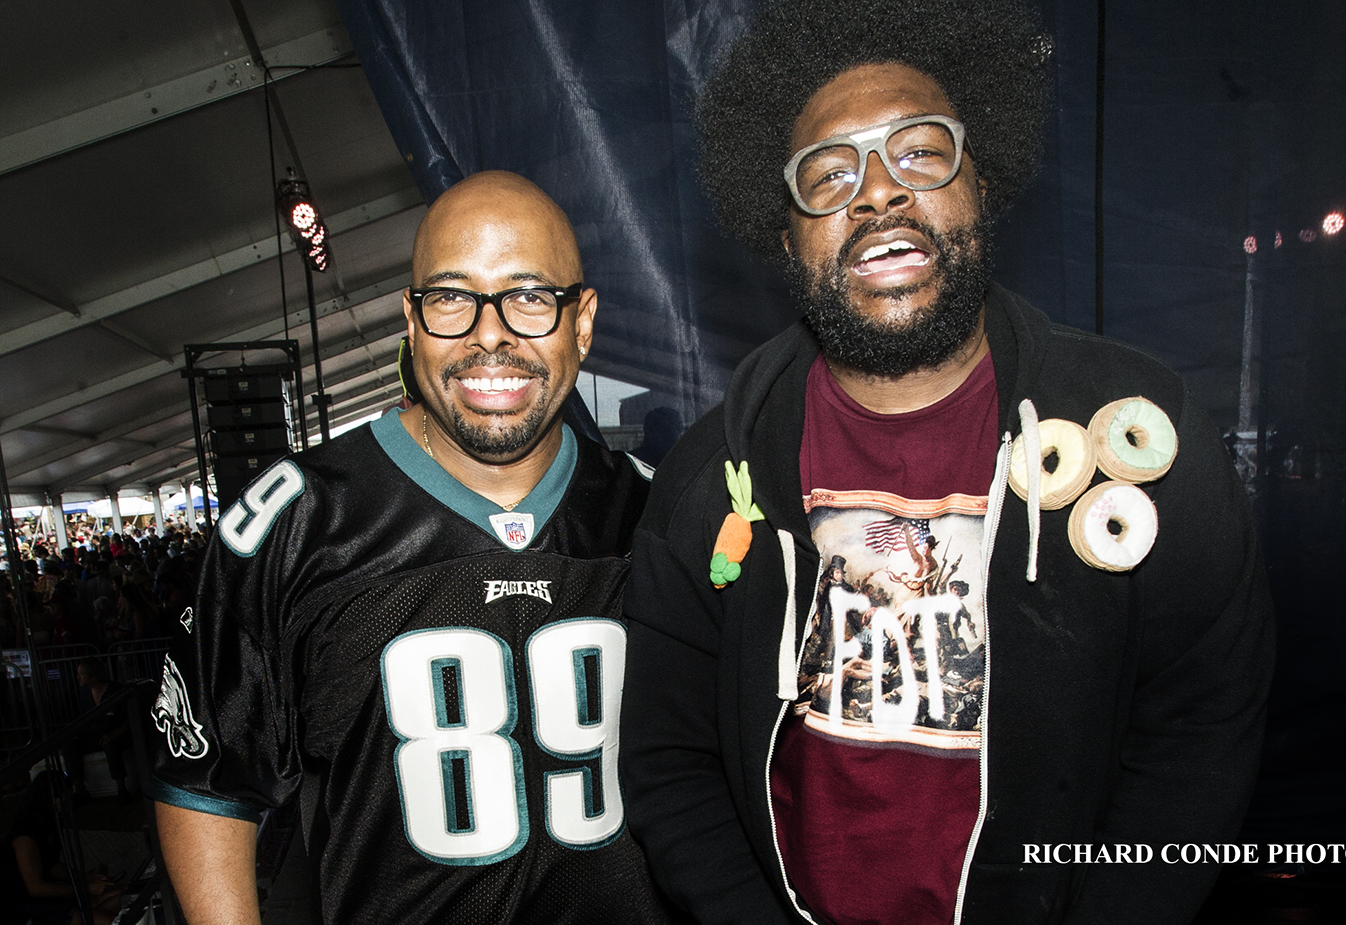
[798,489,986,752]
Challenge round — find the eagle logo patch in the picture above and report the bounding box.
[152,656,209,760]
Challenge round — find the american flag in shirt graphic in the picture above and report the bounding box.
[863,516,931,555]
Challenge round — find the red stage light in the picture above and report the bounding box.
[290,203,317,232]
[276,178,330,273]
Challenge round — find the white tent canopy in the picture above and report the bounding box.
[86,496,156,518]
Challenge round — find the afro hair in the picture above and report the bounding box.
[695,0,1053,263]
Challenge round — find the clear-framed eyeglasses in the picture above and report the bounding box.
[407,283,583,338]
[784,114,968,216]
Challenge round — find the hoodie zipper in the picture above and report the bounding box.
[766,552,825,924]
[951,432,1012,925]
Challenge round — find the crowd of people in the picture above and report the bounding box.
[1,518,208,652]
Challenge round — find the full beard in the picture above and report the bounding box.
[433,352,552,458]
[788,215,993,377]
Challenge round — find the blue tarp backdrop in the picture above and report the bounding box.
[334,0,778,420]
[333,0,1345,848]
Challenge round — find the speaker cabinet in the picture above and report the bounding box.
[203,369,293,509]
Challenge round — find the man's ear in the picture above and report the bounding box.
[575,288,598,359]
[781,227,794,257]
[402,289,417,351]
[978,177,989,204]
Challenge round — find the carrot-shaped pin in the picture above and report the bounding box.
[710,460,765,588]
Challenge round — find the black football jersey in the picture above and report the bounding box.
[150,412,671,923]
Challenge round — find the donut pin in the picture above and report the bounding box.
[1088,397,1178,483]
[1008,418,1097,510]
[1067,480,1159,572]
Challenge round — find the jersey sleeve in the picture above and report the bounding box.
[148,460,309,821]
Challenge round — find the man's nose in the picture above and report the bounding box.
[845,150,913,219]
[467,299,519,353]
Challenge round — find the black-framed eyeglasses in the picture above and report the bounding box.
[407,283,583,338]
[783,115,968,216]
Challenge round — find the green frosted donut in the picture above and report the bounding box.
[1106,399,1177,472]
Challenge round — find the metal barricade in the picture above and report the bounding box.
[3,640,169,765]
[1,658,37,762]
[33,642,102,730]
[109,636,171,686]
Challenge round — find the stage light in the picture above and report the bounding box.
[1323,212,1343,236]
[290,202,317,232]
[1274,231,1283,248]
[276,178,330,273]
[274,175,334,440]
[1243,235,1257,255]
[1299,228,1318,243]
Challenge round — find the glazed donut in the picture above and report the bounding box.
[1067,481,1158,572]
[1008,419,1096,510]
[1088,397,1178,483]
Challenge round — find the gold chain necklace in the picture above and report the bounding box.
[422,408,524,512]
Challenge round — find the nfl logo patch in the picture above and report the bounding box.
[489,511,535,551]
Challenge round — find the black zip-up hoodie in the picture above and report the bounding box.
[620,284,1274,925]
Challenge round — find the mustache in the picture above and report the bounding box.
[439,352,550,385]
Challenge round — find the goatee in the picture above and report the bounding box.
[789,215,993,377]
[445,402,548,457]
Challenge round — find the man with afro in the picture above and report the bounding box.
[619,1,1273,923]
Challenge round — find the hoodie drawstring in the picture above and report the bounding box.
[776,528,799,701]
[1018,398,1042,583]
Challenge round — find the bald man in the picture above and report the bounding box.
[151,172,674,924]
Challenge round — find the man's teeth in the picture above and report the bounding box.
[857,241,928,263]
[460,376,530,393]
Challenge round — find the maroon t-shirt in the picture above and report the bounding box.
[772,352,999,925]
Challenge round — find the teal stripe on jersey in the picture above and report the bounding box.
[147,776,263,822]
[370,408,576,550]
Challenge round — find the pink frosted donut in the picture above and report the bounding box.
[1067,481,1158,572]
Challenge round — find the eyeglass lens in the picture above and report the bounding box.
[421,289,561,337]
[794,121,959,214]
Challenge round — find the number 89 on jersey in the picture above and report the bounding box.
[382,619,626,864]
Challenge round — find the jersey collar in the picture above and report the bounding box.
[370,407,576,550]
